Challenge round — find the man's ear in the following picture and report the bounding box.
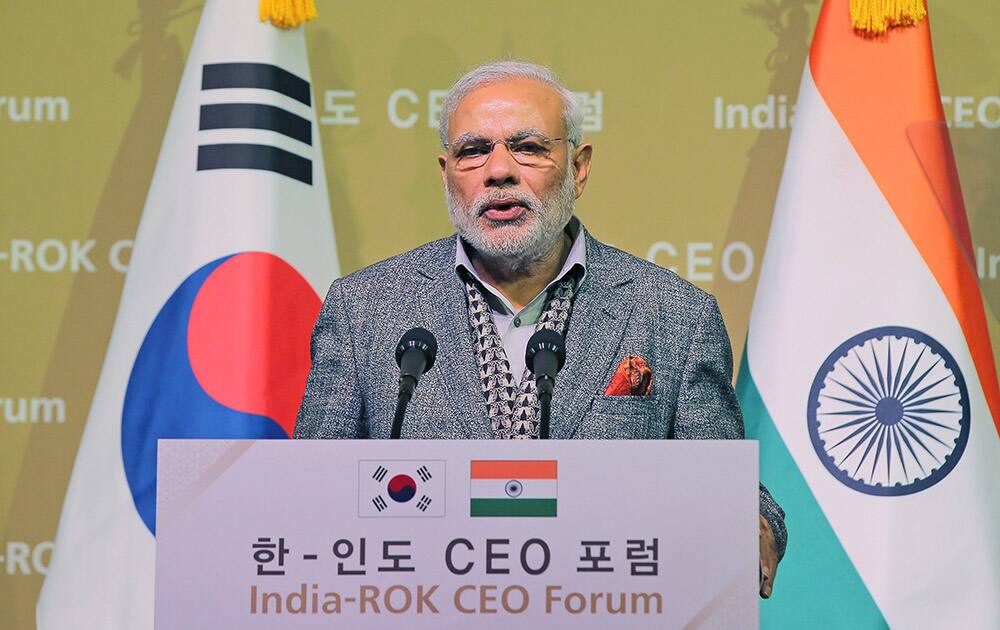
[438,154,447,185]
[572,143,593,199]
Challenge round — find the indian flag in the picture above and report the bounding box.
[739,1,1000,628]
[470,460,557,517]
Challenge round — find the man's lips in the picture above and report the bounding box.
[480,199,529,222]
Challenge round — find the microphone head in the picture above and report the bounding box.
[395,327,438,373]
[525,328,566,373]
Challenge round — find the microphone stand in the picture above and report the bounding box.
[538,385,553,440]
[391,375,417,439]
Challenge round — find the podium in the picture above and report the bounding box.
[155,439,758,629]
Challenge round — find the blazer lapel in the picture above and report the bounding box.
[550,233,637,439]
[415,241,494,439]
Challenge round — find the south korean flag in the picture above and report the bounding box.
[359,460,445,517]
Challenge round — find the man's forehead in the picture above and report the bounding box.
[449,78,563,138]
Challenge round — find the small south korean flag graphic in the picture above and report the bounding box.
[358,460,445,517]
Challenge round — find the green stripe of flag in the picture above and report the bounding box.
[470,498,557,517]
[738,347,888,629]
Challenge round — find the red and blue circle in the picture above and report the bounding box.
[387,474,417,503]
[121,252,320,533]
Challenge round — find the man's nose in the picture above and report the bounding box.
[483,142,520,187]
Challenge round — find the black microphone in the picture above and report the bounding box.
[525,329,566,439]
[390,327,438,439]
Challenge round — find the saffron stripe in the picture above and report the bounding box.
[809,0,1000,433]
[470,498,557,517]
[470,460,557,479]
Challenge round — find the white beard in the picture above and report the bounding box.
[445,166,577,267]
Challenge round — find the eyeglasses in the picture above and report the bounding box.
[444,133,573,170]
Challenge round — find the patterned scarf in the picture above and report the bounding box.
[463,275,575,439]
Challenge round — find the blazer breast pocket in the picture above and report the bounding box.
[579,394,661,439]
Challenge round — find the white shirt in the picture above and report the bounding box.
[454,217,588,382]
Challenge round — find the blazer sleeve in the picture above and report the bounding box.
[293,281,365,439]
[674,294,788,560]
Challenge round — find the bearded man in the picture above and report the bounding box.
[294,61,786,596]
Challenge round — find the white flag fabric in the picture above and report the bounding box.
[37,1,339,627]
[739,1,1000,628]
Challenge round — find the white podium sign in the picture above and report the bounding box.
[155,439,758,629]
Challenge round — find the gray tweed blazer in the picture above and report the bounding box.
[294,227,787,558]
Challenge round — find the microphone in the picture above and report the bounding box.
[525,329,566,439]
[390,327,438,439]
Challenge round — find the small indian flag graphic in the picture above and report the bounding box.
[470,460,557,517]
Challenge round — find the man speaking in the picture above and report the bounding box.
[294,61,786,597]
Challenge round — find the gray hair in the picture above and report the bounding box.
[438,61,584,147]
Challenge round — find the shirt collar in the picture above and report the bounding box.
[454,216,588,316]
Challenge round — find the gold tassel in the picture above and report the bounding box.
[850,0,927,34]
[259,0,317,29]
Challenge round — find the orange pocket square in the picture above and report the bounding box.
[604,355,653,396]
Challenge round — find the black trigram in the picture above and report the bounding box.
[372,496,388,512]
[372,466,388,482]
[196,62,313,185]
[417,466,432,482]
[416,495,432,512]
